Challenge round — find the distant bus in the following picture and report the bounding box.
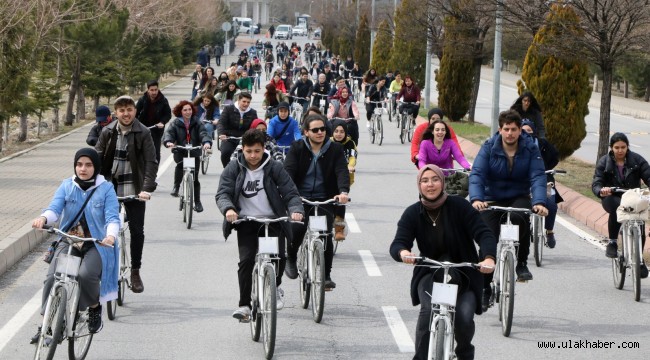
[296,15,310,29]
[233,17,253,34]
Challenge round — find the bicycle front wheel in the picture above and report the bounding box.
[117,230,130,306]
[311,240,326,323]
[35,287,66,360]
[533,215,544,267]
[201,155,209,175]
[630,225,641,301]
[262,264,277,359]
[407,115,414,142]
[501,252,516,337]
[250,266,262,341]
[369,116,376,144]
[429,316,446,360]
[186,173,194,229]
[399,115,406,144]
[377,116,383,146]
[68,310,94,360]
[298,240,310,309]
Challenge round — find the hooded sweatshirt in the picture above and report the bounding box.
[238,151,274,217]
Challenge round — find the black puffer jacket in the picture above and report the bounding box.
[162,116,211,157]
[135,92,172,128]
[592,150,650,198]
[217,104,258,138]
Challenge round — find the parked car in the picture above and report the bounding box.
[275,24,292,40]
[292,26,307,37]
[313,28,321,39]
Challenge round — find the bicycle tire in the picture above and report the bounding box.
[333,238,339,255]
[250,265,262,341]
[106,300,116,320]
[201,155,209,175]
[298,239,310,309]
[501,252,515,337]
[631,225,641,301]
[262,264,277,359]
[533,215,543,267]
[186,173,194,229]
[369,116,376,144]
[377,116,383,146]
[117,228,130,306]
[429,317,446,360]
[387,102,393,123]
[68,310,94,360]
[217,136,221,150]
[311,240,326,323]
[399,114,405,144]
[407,115,414,142]
[35,287,66,360]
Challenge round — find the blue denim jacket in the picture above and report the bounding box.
[43,176,120,302]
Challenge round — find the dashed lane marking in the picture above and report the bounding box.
[156,154,175,179]
[382,306,415,353]
[0,290,41,353]
[358,250,382,277]
[345,213,361,233]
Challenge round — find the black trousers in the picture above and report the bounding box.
[124,199,146,269]
[236,222,286,307]
[289,201,335,278]
[399,103,420,118]
[150,128,164,164]
[480,196,531,288]
[346,120,359,146]
[602,195,622,240]
[215,55,221,66]
[415,273,476,360]
[173,154,201,203]
[220,138,239,168]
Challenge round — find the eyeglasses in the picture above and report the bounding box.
[309,127,327,133]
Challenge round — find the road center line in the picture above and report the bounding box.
[156,154,175,179]
[345,213,361,233]
[358,250,382,277]
[382,306,415,353]
[0,289,41,353]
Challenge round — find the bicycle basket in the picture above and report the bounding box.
[258,237,279,254]
[617,188,650,221]
[55,253,82,277]
[445,171,469,197]
[183,157,196,169]
[373,107,383,115]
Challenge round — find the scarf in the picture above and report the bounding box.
[332,87,349,104]
[417,164,448,211]
[73,148,101,190]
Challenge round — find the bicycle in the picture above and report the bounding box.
[298,198,342,323]
[398,101,418,144]
[288,96,308,123]
[350,76,363,102]
[173,144,202,229]
[265,62,274,81]
[232,216,293,359]
[106,195,142,321]
[532,169,567,267]
[223,136,243,163]
[485,206,532,337]
[313,93,328,114]
[388,92,398,124]
[405,257,484,360]
[200,120,214,175]
[34,226,110,360]
[611,187,647,302]
[254,71,262,93]
[272,145,291,162]
[367,100,385,146]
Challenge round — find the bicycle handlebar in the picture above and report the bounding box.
[301,197,351,206]
[439,168,470,173]
[232,216,300,225]
[486,206,532,214]
[406,256,484,270]
[330,117,356,122]
[288,95,310,100]
[41,225,106,246]
[173,145,203,150]
[117,195,143,202]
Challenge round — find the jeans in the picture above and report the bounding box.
[414,273,476,360]
[545,193,558,231]
[289,201,336,278]
[124,199,146,269]
[204,122,216,140]
[42,243,102,314]
[236,222,286,307]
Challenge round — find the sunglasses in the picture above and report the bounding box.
[308,126,327,133]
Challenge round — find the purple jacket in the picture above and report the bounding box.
[418,139,471,171]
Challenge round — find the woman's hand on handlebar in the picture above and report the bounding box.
[99,235,115,247]
[472,201,488,211]
[600,187,612,197]
[400,249,417,265]
[203,143,211,151]
[165,142,175,148]
[334,193,349,204]
[32,216,47,229]
[291,212,303,222]
[219,134,227,140]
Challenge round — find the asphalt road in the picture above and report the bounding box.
[0,34,648,360]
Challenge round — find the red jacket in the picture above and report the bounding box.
[270,79,287,94]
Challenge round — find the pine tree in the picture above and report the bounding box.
[354,15,371,71]
[371,19,393,75]
[436,17,474,121]
[518,4,590,159]
[389,0,426,85]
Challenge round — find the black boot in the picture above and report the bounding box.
[170,185,179,197]
[194,183,203,212]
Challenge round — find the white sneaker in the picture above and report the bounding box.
[276,287,285,310]
[232,306,251,321]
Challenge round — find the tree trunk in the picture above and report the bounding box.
[52,28,63,132]
[37,113,42,138]
[18,113,28,142]
[2,120,8,149]
[467,58,482,123]
[76,85,86,122]
[597,67,613,161]
[65,55,81,126]
[624,80,629,98]
[0,121,4,152]
[93,96,100,111]
[645,83,650,102]
[593,74,599,92]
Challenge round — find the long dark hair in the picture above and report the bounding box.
[421,120,451,142]
[264,83,278,104]
[193,94,219,119]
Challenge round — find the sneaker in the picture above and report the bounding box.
[170,186,179,197]
[285,258,298,279]
[516,262,533,281]
[546,232,556,249]
[641,264,649,279]
[88,305,103,333]
[481,289,491,312]
[232,306,251,322]
[325,277,336,291]
[334,223,346,241]
[606,240,618,258]
[276,287,285,310]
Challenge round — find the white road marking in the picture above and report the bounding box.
[556,215,606,250]
[0,289,41,353]
[345,213,361,233]
[630,143,641,148]
[156,154,175,179]
[358,250,382,277]
[382,306,415,353]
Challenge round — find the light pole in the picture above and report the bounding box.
[369,0,376,64]
[491,2,503,135]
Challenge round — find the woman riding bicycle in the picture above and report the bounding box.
[417,120,471,172]
[163,100,212,213]
[411,108,464,167]
[193,93,220,140]
[396,75,421,121]
[31,148,120,341]
[592,132,650,278]
[262,83,287,120]
[327,87,360,145]
[390,164,495,360]
[330,120,358,241]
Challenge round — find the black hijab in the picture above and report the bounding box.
[73,148,101,190]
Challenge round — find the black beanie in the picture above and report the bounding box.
[74,148,101,186]
[427,108,444,121]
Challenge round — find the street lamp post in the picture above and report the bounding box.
[369,0,376,64]
[491,2,503,134]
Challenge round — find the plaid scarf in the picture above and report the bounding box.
[111,125,135,196]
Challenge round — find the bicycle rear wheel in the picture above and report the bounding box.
[630,225,641,301]
[298,241,311,309]
[262,264,277,359]
[35,287,66,360]
[250,266,262,341]
[533,215,544,267]
[186,173,194,229]
[311,240,326,323]
[501,252,516,337]
[377,116,383,146]
[429,316,446,360]
[68,310,94,360]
